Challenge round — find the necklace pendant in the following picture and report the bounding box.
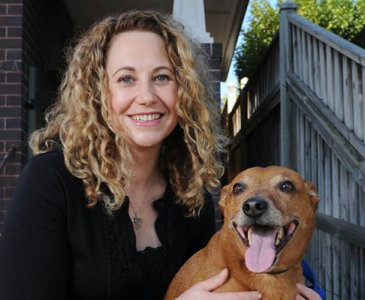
[132,216,142,229]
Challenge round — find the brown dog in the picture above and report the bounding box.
[164,166,320,300]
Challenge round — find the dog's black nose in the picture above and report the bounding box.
[243,197,268,218]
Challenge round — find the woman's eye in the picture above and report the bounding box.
[233,183,244,195]
[119,76,133,83]
[280,181,295,193]
[155,74,170,82]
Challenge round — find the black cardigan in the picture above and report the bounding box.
[0,151,216,300]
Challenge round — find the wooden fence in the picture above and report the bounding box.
[228,1,365,299]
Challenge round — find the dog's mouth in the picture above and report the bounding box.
[233,220,299,273]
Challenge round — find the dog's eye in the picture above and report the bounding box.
[233,183,244,195]
[280,181,295,193]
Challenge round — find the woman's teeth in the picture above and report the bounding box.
[132,114,161,122]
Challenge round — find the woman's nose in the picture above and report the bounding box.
[137,82,157,106]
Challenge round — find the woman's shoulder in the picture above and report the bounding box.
[22,150,76,185]
[29,149,65,165]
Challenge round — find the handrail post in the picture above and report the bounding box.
[280,1,297,168]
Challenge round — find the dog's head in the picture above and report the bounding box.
[219,166,319,274]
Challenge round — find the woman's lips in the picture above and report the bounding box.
[128,113,164,126]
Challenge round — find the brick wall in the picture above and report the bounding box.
[0,0,72,234]
[0,0,24,233]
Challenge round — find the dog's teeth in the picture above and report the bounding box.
[248,227,252,246]
[275,228,284,246]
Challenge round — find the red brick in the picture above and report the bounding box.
[0,39,22,49]
[5,118,21,129]
[8,5,22,15]
[5,187,14,199]
[6,49,21,60]
[0,16,22,26]
[5,164,20,175]
[0,83,22,94]
[7,26,22,38]
[0,61,21,72]
[0,199,11,210]
[7,72,22,83]
[0,129,22,140]
[6,95,21,106]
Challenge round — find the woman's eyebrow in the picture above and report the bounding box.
[112,66,135,77]
[112,65,174,77]
[153,66,174,73]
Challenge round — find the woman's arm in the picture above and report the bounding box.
[0,155,69,300]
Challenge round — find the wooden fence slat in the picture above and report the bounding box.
[319,41,326,104]
[324,146,333,299]
[340,166,349,299]
[305,117,311,179]
[303,31,309,85]
[343,56,354,131]
[352,61,363,141]
[361,248,365,299]
[307,34,314,91]
[349,181,359,300]
[316,134,324,290]
[334,51,344,121]
[311,126,317,187]
[363,67,365,139]
[297,27,303,81]
[326,44,334,111]
[292,24,298,74]
[313,37,320,98]
[331,155,340,299]
[299,110,305,176]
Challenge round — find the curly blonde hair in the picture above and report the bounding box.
[30,10,227,216]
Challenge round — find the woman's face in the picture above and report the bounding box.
[106,31,179,152]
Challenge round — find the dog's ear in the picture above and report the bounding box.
[218,184,230,213]
[305,181,320,211]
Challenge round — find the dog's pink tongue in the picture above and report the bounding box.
[245,225,279,273]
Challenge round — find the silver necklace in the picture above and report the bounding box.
[128,181,154,230]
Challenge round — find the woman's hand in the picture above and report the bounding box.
[295,283,322,300]
[176,268,262,300]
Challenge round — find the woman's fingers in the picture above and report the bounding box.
[296,283,322,300]
[195,268,229,291]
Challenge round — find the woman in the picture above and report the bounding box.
[0,11,320,300]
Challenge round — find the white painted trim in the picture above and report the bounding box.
[173,0,214,43]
